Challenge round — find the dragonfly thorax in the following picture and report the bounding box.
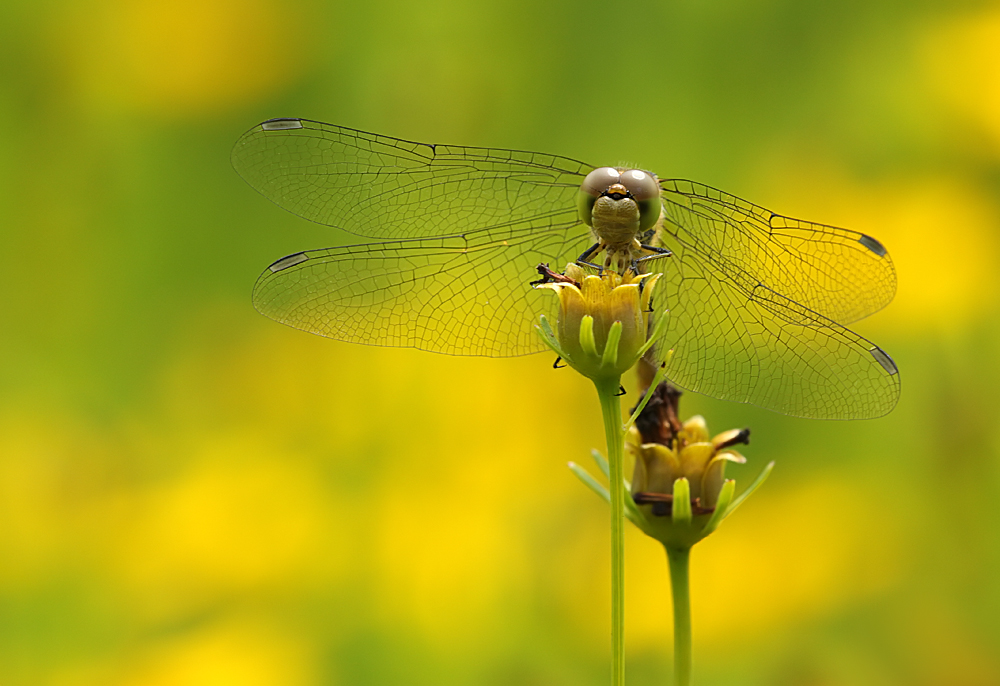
[591,188,643,248]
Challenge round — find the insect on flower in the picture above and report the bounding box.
[233,118,900,420]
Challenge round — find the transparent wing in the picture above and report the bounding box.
[648,233,900,419]
[659,179,896,325]
[231,118,591,240]
[237,119,899,416]
[253,209,590,356]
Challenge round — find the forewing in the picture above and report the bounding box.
[659,179,896,325]
[649,234,900,419]
[253,209,590,356]
[232,118,592,240]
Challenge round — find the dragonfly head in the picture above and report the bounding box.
[578,167,662,237]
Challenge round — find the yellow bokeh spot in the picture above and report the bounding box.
[154,322,589,647]
[371,488,529,649]
[110,438,349,621]
[56,0,312,117]
[0,407,107,587]
[118,618,316,686]
[923,7,1000,153]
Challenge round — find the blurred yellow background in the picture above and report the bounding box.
[2,0,999,684]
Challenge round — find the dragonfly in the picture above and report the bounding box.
[232,118,900,420]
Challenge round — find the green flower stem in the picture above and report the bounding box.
[595,378,626,686]
[666,546,692,686]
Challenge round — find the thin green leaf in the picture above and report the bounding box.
[623,361,669,431]
[590,448,610,479]
[569,462,611,504]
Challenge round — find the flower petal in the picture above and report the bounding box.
[682,415,709,443]
[678,441,715,475]
[701,452,745,509]
[630,448,649,495]
[564,262,587,283]
[637,273,661,315]
[638,443,680,494]
[625,425,643,450]
[712,428,751,450]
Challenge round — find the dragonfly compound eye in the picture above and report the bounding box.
[577,167,621,226]
[620,169,662,231]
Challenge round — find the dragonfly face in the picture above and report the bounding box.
[577,167,662,267]
[233,118,900,420]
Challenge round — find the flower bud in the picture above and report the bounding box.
[534,263,665,382]
[570,382,773,551]
[629,418,748,514]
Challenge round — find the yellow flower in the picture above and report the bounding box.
[629,416,748,514]
[534,263,666,382]
[569,382,774,551]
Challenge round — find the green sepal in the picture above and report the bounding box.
[623,482,647,528]
[672,477,692,525]
[592,450,639,520]
[534,316,569,359]
[701,478,736,536]
[580,315,598,357]
[601,321,623,368]
[570,461,646,529]
[538,313,557,339]
[723,460,775,518]
[636,306,671,358]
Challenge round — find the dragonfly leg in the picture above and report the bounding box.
[632,246,673,273]
[578,260,605,274]
[615,384,627,397]
[553,356,566,369]
[577,242,602,263]
[639,244,672,256]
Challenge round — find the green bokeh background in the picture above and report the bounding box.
[2,0,1000,684]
